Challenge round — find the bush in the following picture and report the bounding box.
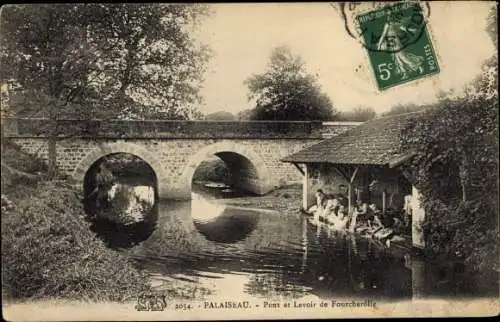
[422,199,499,271]
[400,92,498,271]
[192,159,231,183]
[103,154,156,181]
[2,181,151,302]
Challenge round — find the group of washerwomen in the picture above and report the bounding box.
[305,189,409,247]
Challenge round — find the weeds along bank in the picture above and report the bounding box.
[1,141,151,302]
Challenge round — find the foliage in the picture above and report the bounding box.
[192,159,231,184]
[418,199,498,271]
[0,4,211,120]
[399,50,498,271]
[101,154,156,183]
[486,4,497,47]
[204,111,236,120]
[338,106,377,122]
[1,4,211,176]
[236,108,254,120]
[2,181,151,301]
[244,46,338,121]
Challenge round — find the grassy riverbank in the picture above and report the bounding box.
[1,141,152,302]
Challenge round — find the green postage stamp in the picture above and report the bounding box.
[356,2,440,90]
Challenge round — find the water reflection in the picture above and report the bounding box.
[133,200,415,299]
[191,192,259,243]
[85,182,158,248]
[89,216,157,249]
[193,209,259,243]
[88,184,497,300]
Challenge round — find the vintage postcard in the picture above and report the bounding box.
[1,1,498,320]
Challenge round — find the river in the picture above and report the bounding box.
[92,182,498,301]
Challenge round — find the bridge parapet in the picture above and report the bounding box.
[2,118,360,139]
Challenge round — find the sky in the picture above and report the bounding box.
[192,2,496,115]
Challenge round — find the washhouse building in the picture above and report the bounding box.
[282,112,426,249]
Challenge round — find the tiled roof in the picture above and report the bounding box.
[281,112,423,166]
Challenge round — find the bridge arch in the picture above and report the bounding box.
[181,142,276,197]
[72,142,167,188]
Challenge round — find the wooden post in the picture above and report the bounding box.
[348,166,359,213]
[350,167,359,184]
[302,164,309,210]
[382,190,386,212]
[348,183,352,213]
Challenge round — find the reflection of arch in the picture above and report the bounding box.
[182,142,275,196]
[72,142,166,185]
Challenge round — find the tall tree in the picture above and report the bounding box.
[1,5,91,119]
[486,4,497,47]
[0,4,211,120]
[1,4,90,177]
[244,46,337,121]
[81,4,211,119]
[1,4,211,176]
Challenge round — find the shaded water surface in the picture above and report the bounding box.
[119,184,498,300]
[85,181,158,248]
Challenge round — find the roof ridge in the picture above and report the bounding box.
[282,110,421,165]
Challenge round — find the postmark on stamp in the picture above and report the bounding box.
[341,1,440,90]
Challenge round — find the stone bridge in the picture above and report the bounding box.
[2,118,360,200]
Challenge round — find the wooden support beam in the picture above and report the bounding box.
[348,166,359,213]
[388,151,416,168]
[348,183,352,213]
[331,165,343,179]
[350,166,359,183]
[332,164,359,213]
[302,164,309,210]
[332,164,350,181]
[382,190,386,213]
[292,162,305,176]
